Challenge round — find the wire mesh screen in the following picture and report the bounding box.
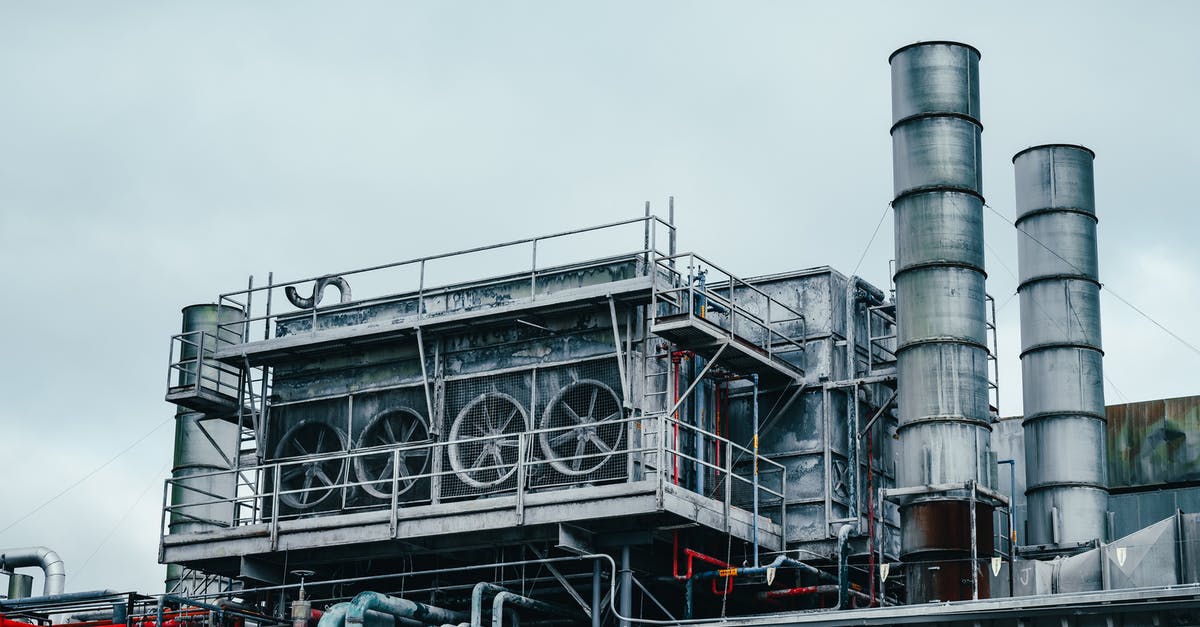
[528,358,628,490]
[442,369,535,500]
[346,385,432,508]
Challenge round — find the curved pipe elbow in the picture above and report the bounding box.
[316,603,349,627]
[471,583,507,627]
[286,276,352,309]
[0,546,66,596]
[491,593,513,627]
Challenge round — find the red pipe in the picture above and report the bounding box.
[671,533,734,594]
[35,622,120,627]
[754,585,824,600]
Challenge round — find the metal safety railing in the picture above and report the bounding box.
[166,330,242,400]
[650,252,807,363]
[210,215,677,348]
[866,302,898,374]
[160,412,785,547]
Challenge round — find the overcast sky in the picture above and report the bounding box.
[1,1,1197,596]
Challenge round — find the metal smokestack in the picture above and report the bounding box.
[1013,144,1108,549]
[164,304,242,594]
[890,41,994,602]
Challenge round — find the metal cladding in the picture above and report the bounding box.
[891,41,993,602]
[1014,144,1108,547]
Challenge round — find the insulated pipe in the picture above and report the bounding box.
[836,524,853,608]
[316,603,350,627]
[344,592,465,627]
[469,583,512,627]
[0,547,66,596]
[490,592,575,627]
[889,40,994,603]
[1014,144,1108,548]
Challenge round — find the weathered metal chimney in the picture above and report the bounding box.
[164,304,241,594]
[1013,144,1108,550]
[890,41,994,602]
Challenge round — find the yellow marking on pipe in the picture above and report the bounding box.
[717,568,738,577]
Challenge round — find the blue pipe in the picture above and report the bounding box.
[345,592,465,627]
[317,603,350,627]
[693,554,836,586]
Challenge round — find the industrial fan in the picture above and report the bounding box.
[448,391,529,489]
[353,407,432,499]
[538,379,624,476]
[272,420,349,509]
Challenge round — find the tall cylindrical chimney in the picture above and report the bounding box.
[1014,144,1108,549]
[890,41,994,602]
[164,304,242,594]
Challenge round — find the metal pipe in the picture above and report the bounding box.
[889,40,994,603]
[0,546,66,596]
[844,276,884,380]
[320,603,419,627]
[285,275,352,309]
[470,583,506,627]
[316,602,349,627]
[1013,143,1108,548]
[491,592,574,627]
[836,524,852,608]
[751,373,760,567]
[618,547,632,627]
[591,562,601,627]
[344,592,465,627]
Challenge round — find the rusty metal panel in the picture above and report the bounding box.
[1108,395,1200,489]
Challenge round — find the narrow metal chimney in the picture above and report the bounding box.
[1014,144,1108,549]
[164,304,241,594]
[890,41,994,602]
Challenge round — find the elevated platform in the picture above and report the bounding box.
[165,385,241,416]
[652,314,805,387]
[215,257,663,366]
[160,479,781,578]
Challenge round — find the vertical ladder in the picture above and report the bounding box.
[236,357,269,524]
[985,294,1000,416]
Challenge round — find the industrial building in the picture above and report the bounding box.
[4,40,1200,627]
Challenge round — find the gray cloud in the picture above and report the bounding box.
[1,1,1197,594]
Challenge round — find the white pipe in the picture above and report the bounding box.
[0,546,66,596]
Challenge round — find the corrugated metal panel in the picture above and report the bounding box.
[1108,395,1200,488]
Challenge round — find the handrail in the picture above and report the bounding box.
[220,215,673,298]
[651,252,808,360]
[166,330,241,397]
[653,251,808,324]
[210,216,675,344]
[160,411,784,539]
